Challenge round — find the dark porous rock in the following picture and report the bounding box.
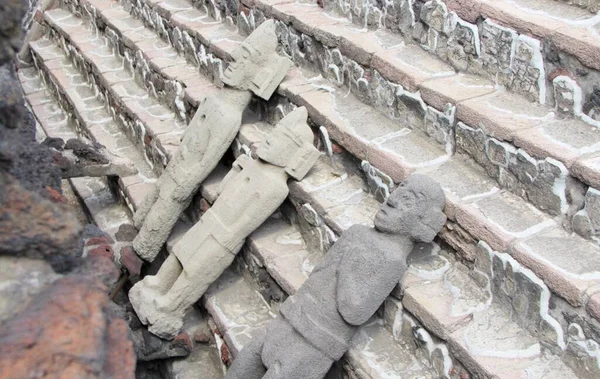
[125,303,192,361]
[51,149,72,171]
[0,0,27,65]
[131,327,194,361]
[116,223,139,242]
[135,361,164,379]
[73,254,120,287]
[65,138,109,164]
[173,332,193,351]
[0,65,61,194]
[88,244,115,261]
[42,137,65,150]
[0,172,82,272]
[194,329,212,344]
[0,257,135,379]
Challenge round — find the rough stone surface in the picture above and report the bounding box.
[120,245,144,277]
[131,107,319,338]
[0,256,61,325]
[226,175,446,379]
[0,0,27,66]
[0,64,61,195]
[132,88,252,262]
[116,223,138,242]
[0,257,135,379]
[0,171,82,272]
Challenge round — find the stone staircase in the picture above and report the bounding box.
[18,0,600,377]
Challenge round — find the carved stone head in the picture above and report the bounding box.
[257,106,320,181]
[222,20,292,100]
[374,174,446,242]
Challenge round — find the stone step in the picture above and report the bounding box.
[42,7,188,174]
[240,0,600,215]
[95,0,600,308]
[162,308,225,379]
[38,0,600,348]
[18,69,135,260]
[24,41,158,213]
[235,120,597,378]
[202,267,442,378]
[549,0,599,13]
[76,0,223,115]
[75,0,600,222]
[316,0,600,114]
[32,1,600,375]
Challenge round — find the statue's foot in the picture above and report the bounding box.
[147,314,183,340]
[128,281,159,325]
[146,303,183,340]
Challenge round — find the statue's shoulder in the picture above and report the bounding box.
[339,224,374,245]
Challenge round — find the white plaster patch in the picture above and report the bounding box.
[479,241,566,350]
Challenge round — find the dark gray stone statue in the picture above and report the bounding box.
[225,174,447,379]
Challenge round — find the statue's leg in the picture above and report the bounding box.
[225,331,267,379]
[142,253,183,293]
[262,319,334,379]
[133,194,191,262]
[133,183,160,228]
[158,238,233,313]
[128,255,182,326]
[147,238,234,338]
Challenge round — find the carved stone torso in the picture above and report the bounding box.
[279,225,411,360]
[173,159,289,266]
[159,91,250,200]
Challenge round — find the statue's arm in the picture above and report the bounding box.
[216,155,252,196]
[336,238,405,326]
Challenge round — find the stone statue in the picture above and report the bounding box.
[129,107,321,338]
[225,175,447,379]
[132,20,291,262]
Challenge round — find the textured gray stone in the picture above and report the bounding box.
[133,20,292,262]
[130,107,320,338]
[132,88,252,262]
[222,20,291,100]
[226,175,446,379]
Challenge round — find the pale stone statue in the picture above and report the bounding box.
[225,175,447,379]
[129,107,320,338]
[132,20,291,262]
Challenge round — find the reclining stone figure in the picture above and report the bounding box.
[132,20,291,262]
[225,174,447,379]
[129,107,321,338]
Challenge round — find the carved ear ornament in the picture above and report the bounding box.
[285,144,321,181]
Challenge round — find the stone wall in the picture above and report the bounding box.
[0,1,136,377]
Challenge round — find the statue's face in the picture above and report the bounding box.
[374,175,446,242]
[374,181,418,234]
[222,42,263,88]
[256,127,298,167]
